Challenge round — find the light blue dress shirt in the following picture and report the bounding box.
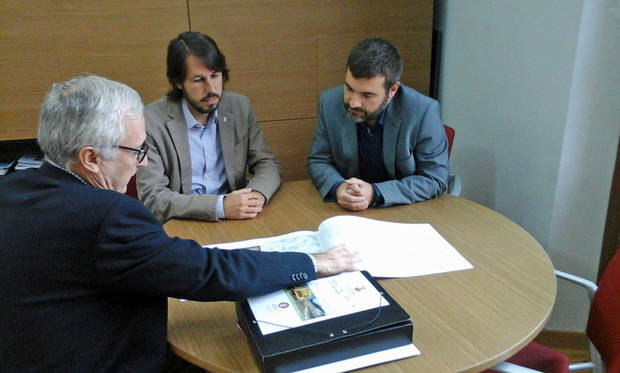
[181,99,228,219]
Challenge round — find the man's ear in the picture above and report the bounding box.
[77,147,101,173]
[387,81,400,100]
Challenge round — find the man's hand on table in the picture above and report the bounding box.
[335,178,375,211]
[224,188,265,219]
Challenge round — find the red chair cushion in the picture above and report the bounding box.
[483,342,569,373]
[125,175,138,199]
[587,250,620,373]
[443,124,455,157]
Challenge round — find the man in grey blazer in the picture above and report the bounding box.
[307,38,449,211]
[137,32,280,223]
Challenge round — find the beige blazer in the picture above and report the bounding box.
[136,92,281,223]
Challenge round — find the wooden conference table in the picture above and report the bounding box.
[164,180,556,373]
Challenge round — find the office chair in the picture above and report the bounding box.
[486,250,620,373]
[443,124,462,196]
[125,175,139,199]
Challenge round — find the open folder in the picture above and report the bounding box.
[210,215,473,278]
[236,271,418,373]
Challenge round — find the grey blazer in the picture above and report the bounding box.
[137,92,281,222]
[307,84,448,206]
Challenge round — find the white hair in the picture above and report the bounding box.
[37,74,143,168]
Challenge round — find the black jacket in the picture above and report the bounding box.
[0,163,313,372]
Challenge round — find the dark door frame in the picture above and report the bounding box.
[599,137,620,281]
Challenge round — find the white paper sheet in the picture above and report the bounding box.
[293,343,421,373]
[207,215,473,278]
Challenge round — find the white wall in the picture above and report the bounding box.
[436,0,619,330]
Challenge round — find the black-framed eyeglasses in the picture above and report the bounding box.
[117,142,149,163]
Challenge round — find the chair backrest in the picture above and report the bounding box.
[443,124,455,157]
[125,174,139,199]
[587,249,620,372]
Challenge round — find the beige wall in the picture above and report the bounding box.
[0,0,433,180]
[437,0,619,334]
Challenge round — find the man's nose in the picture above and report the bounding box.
[348,95,362,108]
[203,78,214,93]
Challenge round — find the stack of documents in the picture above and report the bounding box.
[15,150,43,171]
[0,159,16,175]
[237,271,419,372]
[0,150,21,175]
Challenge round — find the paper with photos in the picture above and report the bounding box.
[247,271,388,335]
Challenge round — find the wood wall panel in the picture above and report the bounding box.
[316,0,434,94]
[0,0,188,141]
[188,0,318,122]
[186,0,433,180]
[187,0,433,125]
[0,3,60,140]
[260,118,316,182]
[1,0,433,183]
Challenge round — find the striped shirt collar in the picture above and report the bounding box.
[45,158,88,185]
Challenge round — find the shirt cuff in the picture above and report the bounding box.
[327,181,344,201]
[216,195,226,220]
[371,184,384,207]
[307,254,318,273]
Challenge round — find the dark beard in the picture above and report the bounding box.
[344,94,389,124]
[187,93,220,115]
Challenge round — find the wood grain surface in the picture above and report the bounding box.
[165,180,556,373]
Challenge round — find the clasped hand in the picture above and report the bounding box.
[335,177,375,211]
[223,188,265,219]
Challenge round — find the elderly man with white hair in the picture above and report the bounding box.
[0,74,358,372]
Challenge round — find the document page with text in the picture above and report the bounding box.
[207,215,473,278]
[247,271,388,335]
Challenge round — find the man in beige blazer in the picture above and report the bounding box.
[137,32,280,223]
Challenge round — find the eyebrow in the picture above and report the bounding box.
[345,82,377,96]
[191,70,221,78]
